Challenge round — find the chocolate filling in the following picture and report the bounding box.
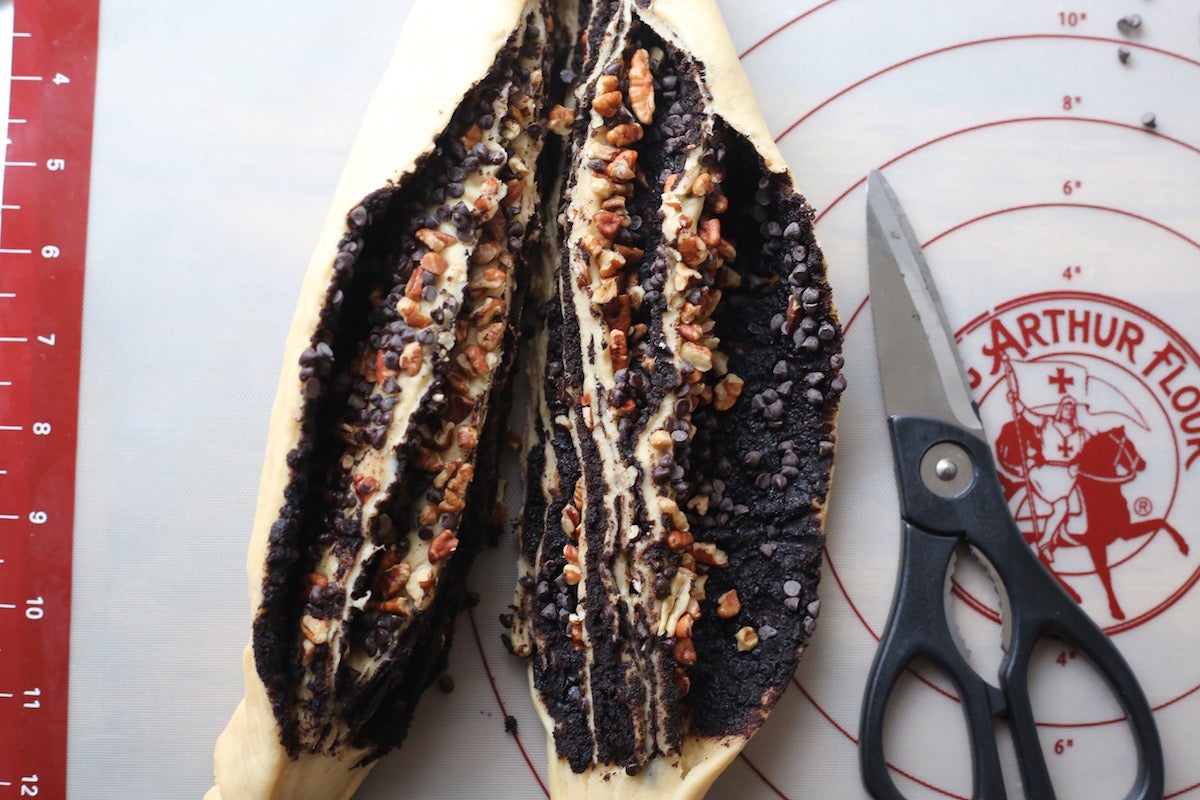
[247,0,842,777]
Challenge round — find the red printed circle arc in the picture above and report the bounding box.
[792,75,1200,800]
[463,10,1200,800]
[759,12,1200,800]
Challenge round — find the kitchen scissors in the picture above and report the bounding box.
[858,171,1164,800]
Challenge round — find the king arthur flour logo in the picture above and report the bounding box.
[957,291,1199,629]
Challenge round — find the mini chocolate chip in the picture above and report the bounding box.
[772,474,788,490]
[830,375,847,393]
[784,597,801,611]
[783,221,803,240]
[755,472,771,490]
[1116,14,1142,33]
[760,542,777,557]
[349,205,368,227]
[744,450,762,468]
[759,624,778,640]
[818,440,835,457]
[438,673,456,693]
[806,388,825,405]
[829,353,845,370]
[782,451,800,467]
[784,580,802,597]
[777,381,793,396]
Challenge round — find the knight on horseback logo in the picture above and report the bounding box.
[955,292,1198,626]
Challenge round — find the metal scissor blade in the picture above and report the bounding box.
[866,170,984,440]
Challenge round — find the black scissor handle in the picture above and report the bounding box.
[860,415,1165,800]
[860,523,1007,800]
[987,527,1164,800]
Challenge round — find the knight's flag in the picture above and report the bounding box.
[1004,356,1149,430]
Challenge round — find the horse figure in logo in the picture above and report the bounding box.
[996,423,1188,620]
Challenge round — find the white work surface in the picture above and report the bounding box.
[42,0,1200,797]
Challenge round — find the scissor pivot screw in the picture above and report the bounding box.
[920,442,974,498]
[934,458,958,481]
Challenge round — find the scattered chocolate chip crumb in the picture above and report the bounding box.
[1117,46,1132,64]
[504,714,519,735]
[1116,14,1142,34]
[1141,112,1157,129]
[438,673,456,693]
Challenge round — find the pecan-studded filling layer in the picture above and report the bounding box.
[252,4,566,759]
[505,11,842,777]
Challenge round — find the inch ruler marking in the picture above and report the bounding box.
[0,1,99,796]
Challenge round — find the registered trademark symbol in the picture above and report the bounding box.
[1133,496,1153,516]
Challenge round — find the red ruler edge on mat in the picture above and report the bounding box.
[0,1,99,796]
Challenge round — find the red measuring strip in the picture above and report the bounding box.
[0,0,99,796]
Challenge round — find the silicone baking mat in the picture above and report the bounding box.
[16,0,1199,797]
